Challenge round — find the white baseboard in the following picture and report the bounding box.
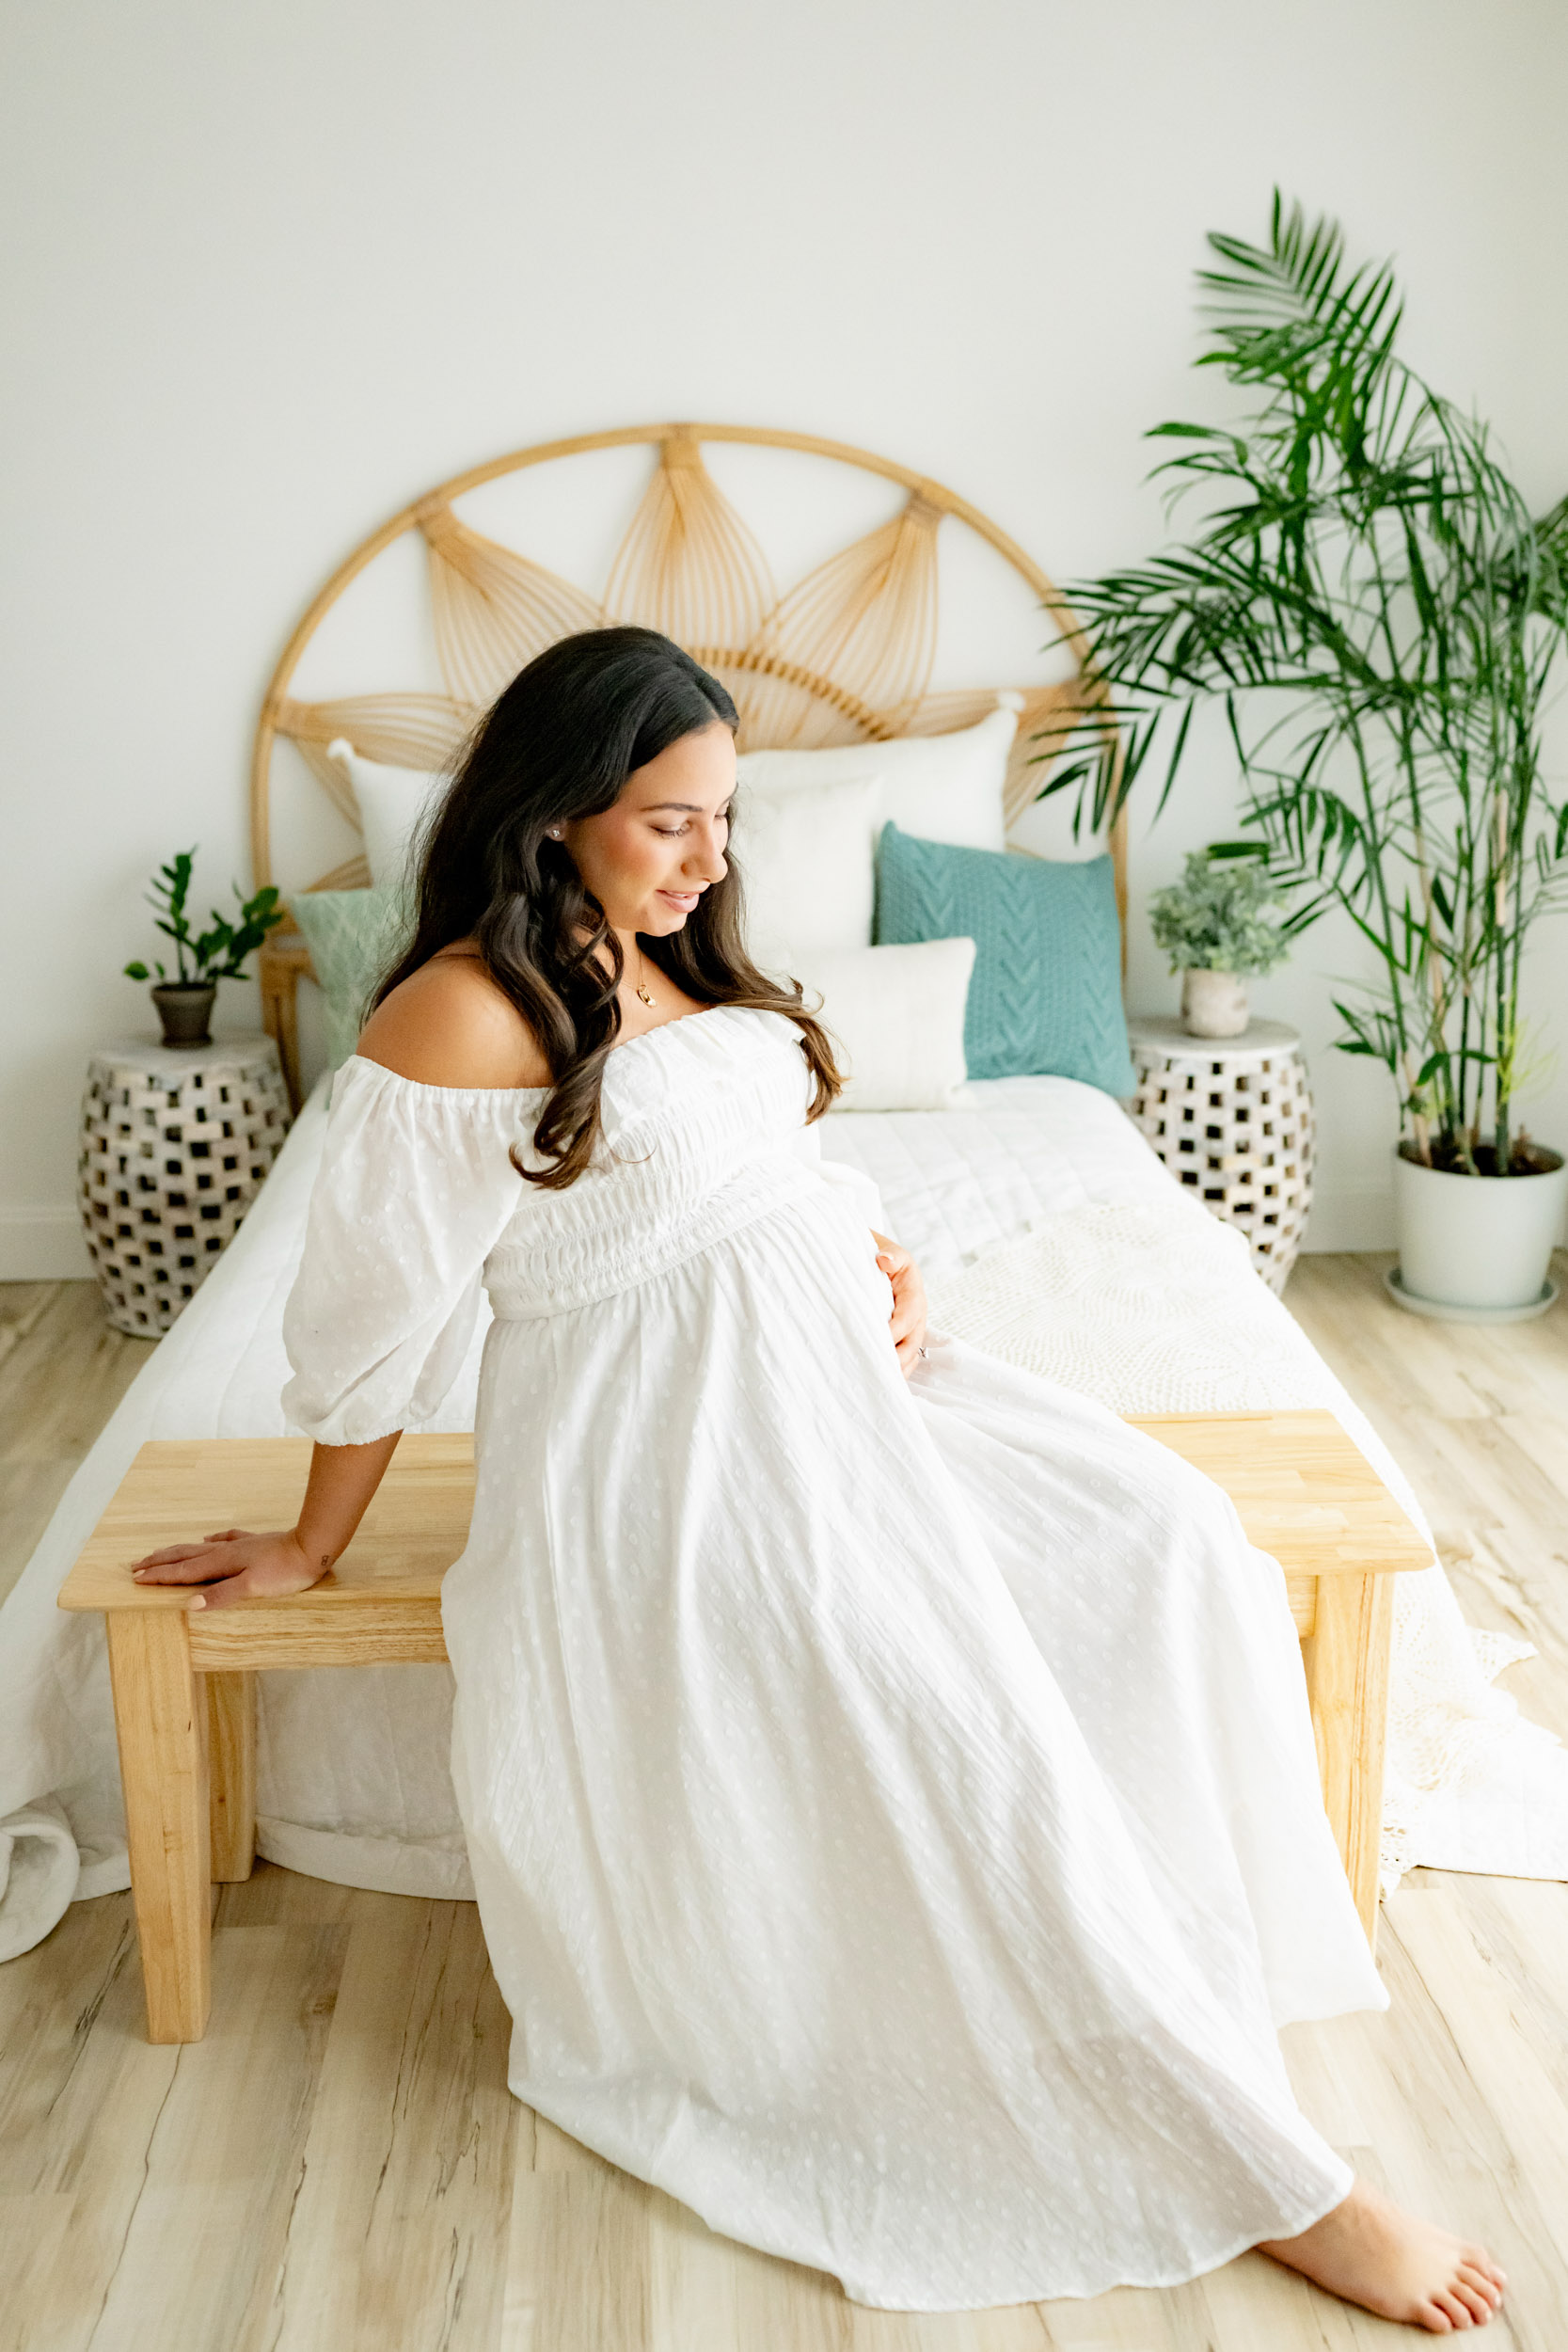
[0,1208,93,1279]
[1299,1188,1396,1254]
[0,1179,1403,1284]
[6,1187,1401,1283]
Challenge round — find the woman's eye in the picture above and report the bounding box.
[653,811,729,839]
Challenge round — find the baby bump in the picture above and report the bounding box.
[463,1178,904,1567]
[481,1149,835,1324]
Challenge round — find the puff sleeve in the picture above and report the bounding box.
[281,1058,540,1446]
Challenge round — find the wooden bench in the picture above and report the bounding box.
[57,1413,1430,2042]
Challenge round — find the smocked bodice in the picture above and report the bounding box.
[280,1005,866,1446]
[486,1005,825,1316]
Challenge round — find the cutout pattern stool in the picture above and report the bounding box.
[1127,1016,1314,1294]
[78,1035,291,1336]
[58,1419,1429,2042]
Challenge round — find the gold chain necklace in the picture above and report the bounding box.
[634,942,657,1008]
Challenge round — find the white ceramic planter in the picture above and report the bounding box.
[1180,968,1249,1038]
[1392,1147,1568,1317]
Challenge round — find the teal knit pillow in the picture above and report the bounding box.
[288,886,414,1070]
[874,824,1134,1093]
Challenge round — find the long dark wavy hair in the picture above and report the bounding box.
[373,626,844,1187]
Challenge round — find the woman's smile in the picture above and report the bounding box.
[657,887,702,914]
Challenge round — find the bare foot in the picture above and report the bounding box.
[1259,2177,1506,2331]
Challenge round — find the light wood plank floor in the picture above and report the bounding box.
[1,1260,1564,2350]
[0,1281,150,1610]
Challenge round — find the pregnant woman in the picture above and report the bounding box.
[135,628,1504,2331]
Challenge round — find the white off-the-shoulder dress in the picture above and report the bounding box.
[282,1003,1385,2312]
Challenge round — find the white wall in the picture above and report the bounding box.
[5,0,1566,1272]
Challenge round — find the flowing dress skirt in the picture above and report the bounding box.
[442,1177,1385,2312]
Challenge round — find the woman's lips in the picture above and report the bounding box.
[658,889,701,912]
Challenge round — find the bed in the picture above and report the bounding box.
[1,423,1560,1963]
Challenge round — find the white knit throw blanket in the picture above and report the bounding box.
[927,1203,1568,1894]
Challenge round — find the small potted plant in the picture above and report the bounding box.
[124,849,284,1047]
[1148,844,1294,1037]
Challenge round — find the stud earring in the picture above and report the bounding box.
[547,827,563,839]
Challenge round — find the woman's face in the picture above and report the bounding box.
[562,721,735,937]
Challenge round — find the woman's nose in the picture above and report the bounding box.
[687,826,727,883]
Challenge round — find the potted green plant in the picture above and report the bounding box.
[1041,195,1568,1320]
[124,850,284,1047]
[1148,842,1296,1037]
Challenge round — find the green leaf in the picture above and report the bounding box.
[1152,698,1196,820]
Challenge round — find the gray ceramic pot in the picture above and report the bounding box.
[150,983,217,1046]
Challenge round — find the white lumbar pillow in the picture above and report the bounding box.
[804,937,974,1112]
[736,701,1017,855]
[327,739,448,890]
[735,773,884,973]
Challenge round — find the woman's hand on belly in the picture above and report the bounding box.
[872,1230,928,1377]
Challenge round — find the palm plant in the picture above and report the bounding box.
[1043,195,1568,1174]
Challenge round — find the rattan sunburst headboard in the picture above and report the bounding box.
[254,421,1123,1104]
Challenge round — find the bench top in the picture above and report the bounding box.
[58,1434,474,1616]
[57,1411,1430,1628]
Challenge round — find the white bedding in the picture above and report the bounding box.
[1,1073,1562,1962]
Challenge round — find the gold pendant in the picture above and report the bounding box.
[636,985,655,1006]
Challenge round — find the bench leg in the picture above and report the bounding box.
[1304,1571,1394,1957]
[206,1670,256,1882]
[105,1610,212,2042]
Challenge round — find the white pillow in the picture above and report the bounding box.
[736,701,1017,854]
[327,739,447,889]
[735,774,884,972]
[803,938,974,1112]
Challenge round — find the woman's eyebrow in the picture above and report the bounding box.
[642,800,732,814]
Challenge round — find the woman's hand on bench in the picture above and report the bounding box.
[128,1431,405,1610]
[130,1528,324,1611]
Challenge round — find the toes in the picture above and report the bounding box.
[1418,2302,1455,2334]
[1457,2263,1502,2309]
[1432,2290,1474,2329]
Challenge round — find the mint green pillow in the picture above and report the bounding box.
[874,824,1134,1094]
[288,886,414,1070]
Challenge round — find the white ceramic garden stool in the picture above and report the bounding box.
[1127,1016,1314,1295]
[77,1035,292,1337]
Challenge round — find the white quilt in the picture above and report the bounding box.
[1,1073,1561,1962]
